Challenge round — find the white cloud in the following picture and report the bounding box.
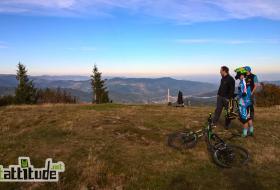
[175,38,280,45]
[0,0,280,22]
[208,0,280,20]
[0,0,76,9]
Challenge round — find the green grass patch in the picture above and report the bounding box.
[81,103,127,111]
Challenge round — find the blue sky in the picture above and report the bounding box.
[0,0,280,80]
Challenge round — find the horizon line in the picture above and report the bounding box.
[1,72,280,76]
[1,72,280,82]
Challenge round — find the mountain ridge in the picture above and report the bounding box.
[0,75,217,103]
[1,74,279,103]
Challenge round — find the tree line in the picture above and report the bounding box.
[0,63,110,106]
[255,83,280,107]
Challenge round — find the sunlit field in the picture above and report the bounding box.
[0,104,279,190]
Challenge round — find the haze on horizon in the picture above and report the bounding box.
[0,0,280,80]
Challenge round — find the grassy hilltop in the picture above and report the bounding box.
[0,104,279,190]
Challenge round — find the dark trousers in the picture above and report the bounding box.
[213,96,229,124]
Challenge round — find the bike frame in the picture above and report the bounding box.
[184,114,228,151]
[205,114,227,151]
[191,114,214,140]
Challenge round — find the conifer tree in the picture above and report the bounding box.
[90,65,109,104]
[15,63,37,104]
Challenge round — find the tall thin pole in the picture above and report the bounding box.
[168,88,170,103]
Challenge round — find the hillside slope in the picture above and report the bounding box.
[0,104,279,190]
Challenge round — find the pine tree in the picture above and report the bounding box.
[15,63,37,104]
[90,65,109,104]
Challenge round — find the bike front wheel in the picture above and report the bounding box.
[213,145,249,168]
[167,131,198,150]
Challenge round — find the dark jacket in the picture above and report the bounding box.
[246,73,257,91]
[217,74,235,99]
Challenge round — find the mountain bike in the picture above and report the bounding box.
[167,114,249,168]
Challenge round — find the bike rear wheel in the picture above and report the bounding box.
[213,144,249,168]
[167,131,198,150]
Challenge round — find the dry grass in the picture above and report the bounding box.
[0,104,279,190]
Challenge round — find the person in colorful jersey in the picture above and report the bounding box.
[244,66,259,136]
[234,67,252,137]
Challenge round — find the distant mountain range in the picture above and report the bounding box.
[1,74,279,104]
[0,74,218,103]
[264,80,280,86]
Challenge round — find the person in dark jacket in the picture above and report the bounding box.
[213,66,235,126]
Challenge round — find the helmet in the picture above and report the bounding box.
[244,66,251,72]
[234,67,247,80]
[234,67,247,74]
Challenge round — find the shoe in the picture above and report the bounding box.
[242,128,248,138]
[241,133,248,138]
[248,132,254,137]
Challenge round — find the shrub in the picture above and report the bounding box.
[255,83,280,107]
[0,95,15,106]
[36,88,77,104]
